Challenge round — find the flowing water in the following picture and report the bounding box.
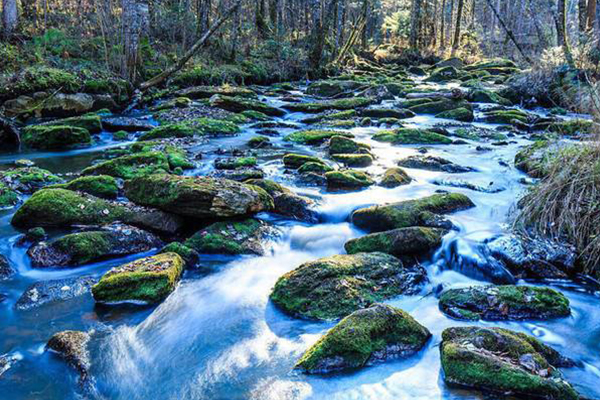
[1,83,599,400]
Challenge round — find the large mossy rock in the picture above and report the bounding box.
[284,129,354,145]
[331,153,373,167]
[184,218,274,255]
[0,183,18,208]
[480,109,529,125]
[398,155,474,173]
[4,93,96,118]
[38,115,103,133]
[123,174,273,219]
[351,193,475,233]
[82,152,171,179]
[345,227,447,257]
[49,175,118,199]
[270,252,427,320]
[282,153,327,169]
[176,85,256,99]
[436,107,474,122]
[360,108,415,119]
[0,167,63,194]
[408,99,471,115]
[283,97,373,113]
[440,326,578,400]
[91,252,184,304]
[439,285,570,321]
[246,179,318,223]
[28,223,161,268]
[325,170,374,190]
[379,167,412,188]
[306,80,363,97]
[295,304,431,374]
[328,136,370,155]
[210,95,285,117]
[21,125,91,150]
[424,66,464,82]
[514,140,553,178]
[469,89,512,106]
[372,128,452,144]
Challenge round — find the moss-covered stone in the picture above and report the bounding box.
[284,129,354,145]
[409,99,471,115]
[425,66,464,82]
[398,155,474,173]
[0,167,62,194]
[283,97,373,113]
[352,193,475,233]
[306,80,363,97]
[210,95,285,116]
[150,97,192,112]
[331,154,373,167]
[21,125,91,150]
[440,326,578,400]
[360,108,415,119]
[214,157,257,170]
[379,168,412,188]
[160,242,200,266]
[436,107,474,122]
[548,119,594,136]
[247,135,271,148]
[481,109,529,125]
[439,285,570,321]
[0,66,80,100]
[123,174,273,218]
[49,175,118,199]
[177,85,256,99]
[470,89,512,106]
[282,153,327,169]
[298,161,333,174]
[326,170,374,189]
[270,252,427,320]
[295,304,431,374]
[328,136,371,155]
[372,128,452,144]
[39,115,102,133]
[91,252,184,304]
[345,227,447,256]
[301,110,356,124]
[241,110,271,121]
[82,151,171,179]
[514,140,552,178]
[245,179,318,222]
[139,123,195,140]
[185,218,273,255]
[0,182,18,208]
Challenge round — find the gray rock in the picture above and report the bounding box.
[47,330,90,381]
[398,155,475,173]
[0,255,15,280]
[102,117,155,132]
[16,276,96,310]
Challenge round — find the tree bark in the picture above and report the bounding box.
[309,0,338,70]
[451,0,464,56]
[2,0,18,38]
[557,0,575,66]
[121,0,149,82]
[483,0,533,63]
[409,0,423,49]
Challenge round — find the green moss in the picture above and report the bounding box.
[247,135,271,148]
[548,119,594,135]
[470,89,512,106]
[193,118,241,136]
[283,97,373,113]
[0,182,18,208]
[241,110,271,121]
[11,188,127,228]
[481,109,529,125]
[113,130,129,140]
[50,231,114,265]
[325,170,374,189]
[296,304,431,373]
[0,167,62,191]
[409,99,471,115]
[165,147,195,170]
[92,253,184,304]
[379,168,411,188]
[514,140,552,178]
[328,136,370,155]
[284,129,354,145]
[215,157,257,170]
[41,115,102,133]
[49,175,118,199]
[321,119,357,128]
[360,108,415,119]
[372,128,452,144]
[21,125,91,150]
[436,107,474,122]
[331,154,373,167]
[185,219,267,255]
[424,66,464,82]
[283,154,327,169]
[210,95,285,117]
[298,162,334,174]
[344,227,446,256]
[302,110,357,124]
[0,66,79,99]
[82,151,171,179]
[139,123,195,141]
[160,242,199,266]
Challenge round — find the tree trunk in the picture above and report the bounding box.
[121,0,149,82]
[440,0,446,49]
[579,0,589,33]
[451,0,464,56]
[483,0,533,63]
[557,0,575,66]
[2,0,18,38]
[410,0,423,49]
[309,0,338,70]
[587,0,597,30]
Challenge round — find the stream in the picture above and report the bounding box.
[1,80,600,400]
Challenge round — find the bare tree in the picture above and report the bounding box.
[2,0,18,38]
[121,0,149,81]
[451,0,464,56]
[410,0,423,49]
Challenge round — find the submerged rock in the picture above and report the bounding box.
[92,252,184,304]
[123,174,273,219]
[351,193,474,233]
[440,326,578,400]
[16,276,96,310]
[345,227,447,257]
[27,223,162,268]
[439,285,571,321]
[398,155,474,173]
[295,304,431,374]
[0,255,15,280]
[185,219,275,255]
[372,128,452,144]
[46,330,91,381]
[246,179,318,223]
[102,117,155,132]
[270,252,427,320]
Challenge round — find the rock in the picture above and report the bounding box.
[439,285,571,321]
[210,167,265,182]
[123,174,273,219]
[210,95,285,117]
[351,193,475,233]
[372,128,452,144]
[328,136,371,155]
[247,135,271,148]
[432,179,505,193]
[0,116,20,147]
[102,117,155,132]
[331,153,373,167]
[361,85,395,101]
[514,140,553,178]
[480,109,529,125]
[0,182,19,208]
[0,353,18,377]
[0,255,15,280]
[409,99,471,115]
[379,168,412,188]
[49,175,119,199]
[0,166,62,194]
[548,119,594,136]
[246,179,318,223]
[82,152,171,179]
[284,129,354,145]
[440,326,578,400]
[270,252,427,320]
[139,123,195,140]
[4,93,95,118]
[176,85,256,99]
[27,223,162,268]
[360,108,415,119]
[37,115,102,133]
[92,252,184,304]
[298,162,333,174]
[21,125,91,150]
[160,242,200,267]
[345,227,447,256]
[16,276,96,310]
[425,66,463,82]
[398,155,474,173]
[469,88,512,106]
[185,218,275,255]
[214,157,257,170]
[283,97,373,113]
[295,304,431,374]
[408,66,427,75]
[306,80,363,97]
[435,107,474,122]
[435,57,465,69]
[301,110,356,124]
[17,227,47,246]
[282,153,327,169]
[46,331,91,381]
[325,170,374,190]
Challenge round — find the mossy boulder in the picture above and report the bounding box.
[398,155,474,173]
[39,115,102,133]
[123,174,273,219]
[0,167,62,194]
[283,97,373,113]
[185,218,274,255]
[270,252,427,320]
[215,157,257,170]
[28,223,161,267]
[21,125,91,150]
[247,135,271,148]
[298,162,333,174]
[325,170,374,190]
[548,119,594,136]
[379,168,412,188]
[246,179,318,223]
[82,152,171,179]
[306,80,363,97]
[439,285,570,321]
[176,85,256,99]
[159,242,200,267]
[295,304,431,374]
[91,252,184,304]
[301,110,356,124]
[284,129,354,145]
[352,193,475,233]
[372,128,452,144]
[469,89,512,106]
[0,183,18,208]
[4,93,96,118]
[139,123,195,140]
[360,108,415,119]
[481,109,529,125]
[328,136,371,155]
[514,140,552,178]
[440,326,578,400]
[331,154,373,167]
[210,95,285,117]
[345,227,447,257]
[409,99,471,115]
[282,153,327,169]
[425,66,463,82]
[49,175,118,199]
[436,107,474,122]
